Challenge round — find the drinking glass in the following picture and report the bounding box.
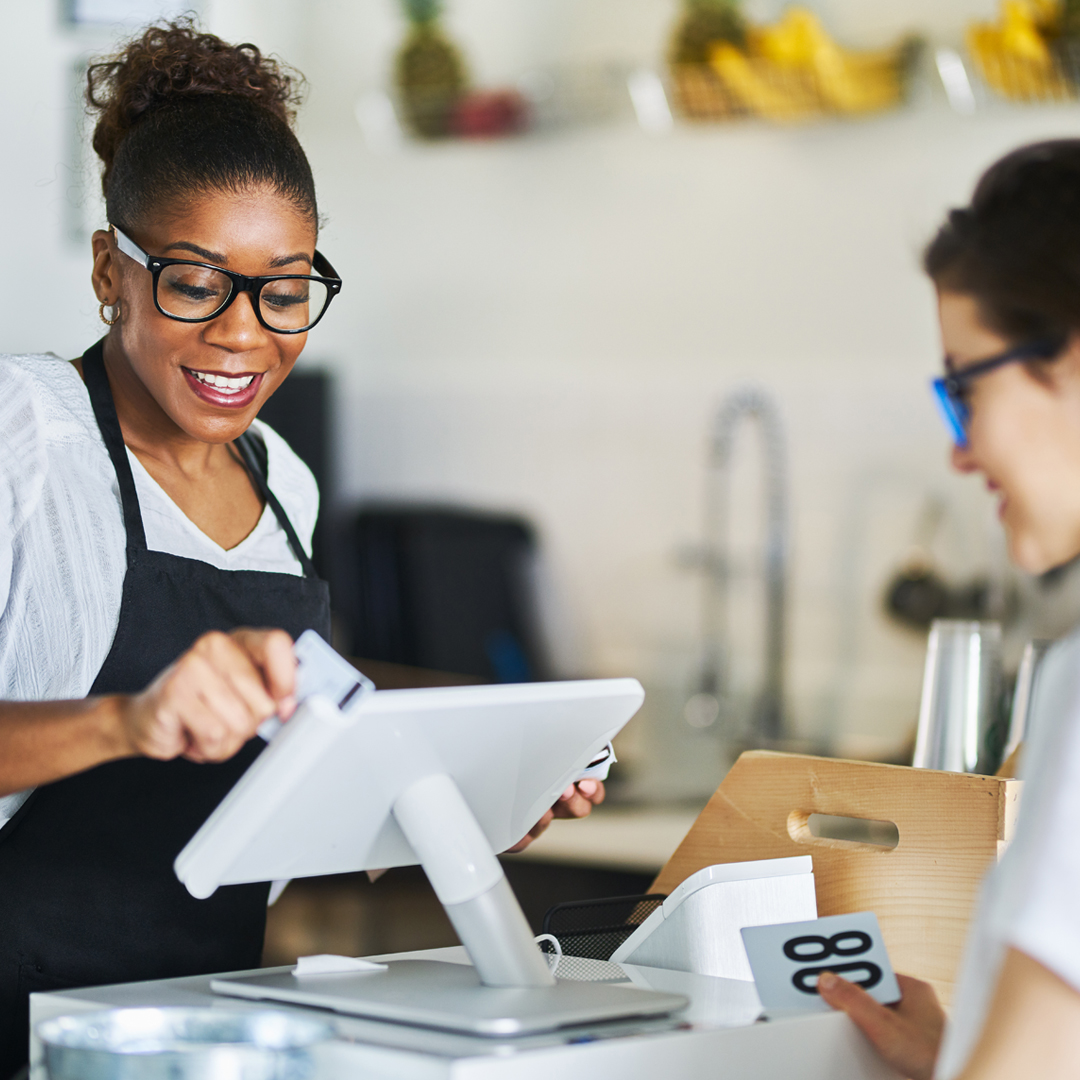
[913,620,1003,774]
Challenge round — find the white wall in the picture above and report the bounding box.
[4,1,1078,794]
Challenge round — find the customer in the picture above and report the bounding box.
[0,21,601,1075]
[820,140,1080,1078]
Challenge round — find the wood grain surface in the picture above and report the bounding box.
[651,751,1022,1004]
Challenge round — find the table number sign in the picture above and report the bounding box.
[741,912,901,1015]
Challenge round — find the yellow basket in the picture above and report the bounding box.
[670,47,908,124]
[669,64,745,120]
[968,35,1076,101]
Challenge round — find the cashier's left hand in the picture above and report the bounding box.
[505,779,605,853]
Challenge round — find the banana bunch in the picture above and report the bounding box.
[967,0,1073,102]
[708,7,907,121]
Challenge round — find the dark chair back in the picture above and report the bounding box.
[336,506,550,683]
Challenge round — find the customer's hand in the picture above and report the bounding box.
[817,970,946,1080]
[119,628,297,764]
[505,779,606,853]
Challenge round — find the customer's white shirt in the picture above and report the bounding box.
[0,352,318,830]
[936,626,1080,1078]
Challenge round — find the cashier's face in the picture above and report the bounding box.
[942,291,1080,574]
[91,185,315,445]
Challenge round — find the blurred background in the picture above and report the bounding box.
[6,0,1080,959]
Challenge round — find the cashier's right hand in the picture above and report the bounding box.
[117,629,297,764]
[817,970,945,1080]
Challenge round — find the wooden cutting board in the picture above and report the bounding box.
[651,751,1021,1005]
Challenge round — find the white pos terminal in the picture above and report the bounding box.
[173,632,688,1036]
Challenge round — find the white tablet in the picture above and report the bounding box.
[175,674,643,899]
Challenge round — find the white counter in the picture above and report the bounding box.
[30,947,900,1080]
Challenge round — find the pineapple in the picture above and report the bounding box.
[395,0,468,139]
[669,0,747,119]
[670,0,746,64]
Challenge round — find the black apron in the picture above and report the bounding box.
[0,340,331,1075]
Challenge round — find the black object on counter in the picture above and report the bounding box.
[884,565,1000,630]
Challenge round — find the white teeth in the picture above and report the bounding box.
[190,370,256,394]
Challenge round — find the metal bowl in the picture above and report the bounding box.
[37,1007,333,1080]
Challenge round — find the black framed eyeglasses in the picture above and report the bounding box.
[931,338,1064,448]
[111,224,342,334]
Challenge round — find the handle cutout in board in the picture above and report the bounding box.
[787,811,899,850]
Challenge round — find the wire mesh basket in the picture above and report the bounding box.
[541,893,665,961]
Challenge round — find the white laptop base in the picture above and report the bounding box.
[212,959,688,1037]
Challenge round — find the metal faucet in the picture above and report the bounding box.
[694,388,788,744]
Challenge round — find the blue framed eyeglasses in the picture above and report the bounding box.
[931,338,1063,448]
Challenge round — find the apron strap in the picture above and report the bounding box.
[81,338,148,554]
[234,431,320,580]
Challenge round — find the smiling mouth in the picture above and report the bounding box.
[186,369,258,395]
[182,367,264,409]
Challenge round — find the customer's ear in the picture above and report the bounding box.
[1033,333,1080,394]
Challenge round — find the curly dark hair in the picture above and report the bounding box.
[925,140,1080,346]
[86,18,316,230]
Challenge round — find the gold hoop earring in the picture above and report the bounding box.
[99,301,120,327]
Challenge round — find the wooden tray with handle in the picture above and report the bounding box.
[651,751,1021,1005]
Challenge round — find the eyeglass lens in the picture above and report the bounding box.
[931,379,969,448]
[157,264,330,331]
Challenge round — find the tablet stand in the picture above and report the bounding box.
[392,772,554,988]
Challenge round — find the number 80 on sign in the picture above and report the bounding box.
[784,930,882,993]
[741,912,901,1015]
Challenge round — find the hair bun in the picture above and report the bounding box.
[88,18,304,192]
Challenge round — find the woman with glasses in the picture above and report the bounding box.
[0,22,600,1074]
[819,141,1080,1078]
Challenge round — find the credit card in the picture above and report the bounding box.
[258,630,374,741]
[578,743,616,781]
[293,629,374,711]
